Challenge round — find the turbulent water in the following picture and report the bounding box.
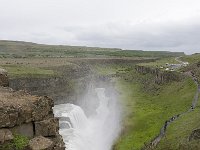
[53,88,121,150]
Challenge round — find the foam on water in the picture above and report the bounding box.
[53,88,121,150]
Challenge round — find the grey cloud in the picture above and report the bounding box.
[61,21,200,54]
[1,0,200,54]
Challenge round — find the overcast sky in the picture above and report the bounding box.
[0,0,200,54]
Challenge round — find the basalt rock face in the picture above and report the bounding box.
[9,65,92,105]
[0,69,65,150]
[135,65,183,84]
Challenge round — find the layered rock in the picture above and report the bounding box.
[0,68,65,150]
[135,65,183,84]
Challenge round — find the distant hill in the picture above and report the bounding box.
[0,40,185,58]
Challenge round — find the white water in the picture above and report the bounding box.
[53,88,121,150]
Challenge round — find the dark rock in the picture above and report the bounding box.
[59,122,71,129]
[11,123,34,138]
[51,135,65,150]
[35,118,59,137]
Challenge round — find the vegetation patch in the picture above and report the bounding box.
[138,57,178,69]
[181,53,200,64]
[0,134,29,150]
[156,96,200,150]
[1,65,55,78]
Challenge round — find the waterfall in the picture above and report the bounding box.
[53,88,121,150]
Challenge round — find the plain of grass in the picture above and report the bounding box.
[138,57,178,68]
[93,64,128,76]
[1,65,55,78]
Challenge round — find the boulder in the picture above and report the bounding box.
[0,129,14,144]
[0,68,9,87]
[28,136,53,150]
[35,118,59,137]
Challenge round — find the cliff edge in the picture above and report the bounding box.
[0,69,65,150]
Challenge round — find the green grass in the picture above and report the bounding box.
[1,65,55,78]
[113,70,196,150]
[138,57,178,68]
[0,134,29,150]
[0,40,184,58]
[93,64,128,76]
[181,54,200,64]
[13,134,29,150]
[156,93,200,150]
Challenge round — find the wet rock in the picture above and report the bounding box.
[0,129,14,144]
[28,136,53,150]
[51,135,65,150]
[189,129,200,141]
[59,122,71,129]
[0,68,9,87]
[35,118,59,137]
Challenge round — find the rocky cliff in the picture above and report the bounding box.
[0,70,65,150]
[135,65,184,84]
[9,63,92,105]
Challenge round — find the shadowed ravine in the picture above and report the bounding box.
[53,88,121,150]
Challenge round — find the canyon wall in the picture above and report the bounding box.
[135,65,184,84]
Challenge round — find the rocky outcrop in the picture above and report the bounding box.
[28,136,53,150]
[0,68,9,87]
[135,65,183,84]
[35,118,59,137]
[0,89,54,128]
[0,69,65,150]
